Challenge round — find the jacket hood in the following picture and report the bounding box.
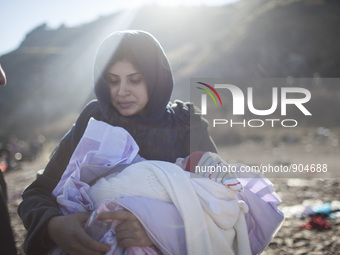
[93,30,174,121]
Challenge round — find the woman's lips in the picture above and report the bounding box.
[118,101,134,108]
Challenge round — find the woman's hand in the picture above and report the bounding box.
[97,210,153,248]
[47,212,111,255]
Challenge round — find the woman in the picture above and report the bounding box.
[18,30,217,255]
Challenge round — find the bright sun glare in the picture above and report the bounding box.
[126,0,238,8]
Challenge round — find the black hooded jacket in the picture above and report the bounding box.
[18,30,217,254]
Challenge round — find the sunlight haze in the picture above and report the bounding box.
[0,0,238,55]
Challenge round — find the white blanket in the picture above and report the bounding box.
[89,160,251,255]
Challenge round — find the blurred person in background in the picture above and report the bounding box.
[0,62,17,254]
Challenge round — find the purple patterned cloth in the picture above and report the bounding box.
[237,172,284,255]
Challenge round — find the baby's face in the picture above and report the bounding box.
[175,156,189,169]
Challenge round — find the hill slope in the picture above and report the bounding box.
[0,0,339,139]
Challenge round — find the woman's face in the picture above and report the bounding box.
[106,61,149,117]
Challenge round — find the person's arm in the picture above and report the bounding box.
[172,100,218,154]
[193,120,218,153]
[47,212,110,255]
[18,100,150,254]
[0,171,17,255]
[190,104,218,153]
[18,101,102,254]
[18,131,75,254]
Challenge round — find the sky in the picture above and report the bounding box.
[0,0,238,56]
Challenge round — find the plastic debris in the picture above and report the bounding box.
[281,200,340,219]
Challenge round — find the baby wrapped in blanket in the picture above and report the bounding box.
[178,151,284,255]
[51,118,282,255]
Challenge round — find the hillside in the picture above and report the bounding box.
[0,0,340,140]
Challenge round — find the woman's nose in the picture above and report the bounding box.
[117,82,128,96]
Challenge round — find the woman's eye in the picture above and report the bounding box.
[106,76,119,86]
[110,80,119,85]
[108,81,119,88]
[130,75,143,84]
[130,79,141,84]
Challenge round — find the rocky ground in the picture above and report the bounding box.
[263,178,340,255]
[3,143,340,255]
